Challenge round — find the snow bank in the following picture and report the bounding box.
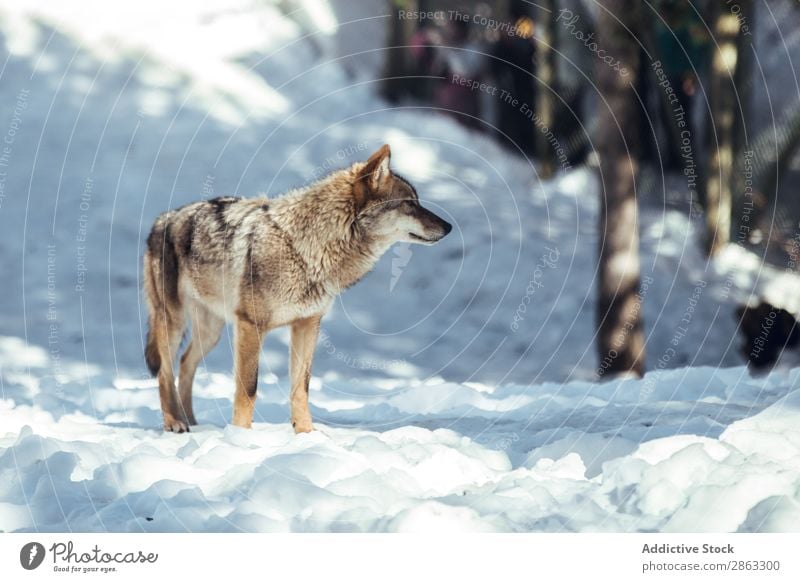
[2,344,799,532]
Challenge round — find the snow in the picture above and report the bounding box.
[3,342,800,532]
[1,0,800,533]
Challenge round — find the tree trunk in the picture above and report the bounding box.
[705,1,747,256]
[382,0,418,102]
[535,0,557,178]
[595,0,645,378]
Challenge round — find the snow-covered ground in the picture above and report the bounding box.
[1,0,800,533]
[3,343,800,532]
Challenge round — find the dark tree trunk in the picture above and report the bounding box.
[595,0,646,378]
[535,0,557,178]
[731,0,755,244]
[382,0,418,102]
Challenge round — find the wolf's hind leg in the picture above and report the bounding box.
[178,302,225,426]
[153,310,188,432]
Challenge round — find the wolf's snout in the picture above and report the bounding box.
[426,213,452,243]
[432,215,452,241]
[408,206,452,245]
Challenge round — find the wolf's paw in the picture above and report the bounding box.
[163,414,190,433]
[292,418,314,434]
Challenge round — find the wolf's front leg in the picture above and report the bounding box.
[289,315,321,433]
[232,318,265,428]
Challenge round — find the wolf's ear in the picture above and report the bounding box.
[360,144,391,188]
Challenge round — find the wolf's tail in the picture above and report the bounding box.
[143,249,163,377]
[143,216,180,377]
[145,327,160,376]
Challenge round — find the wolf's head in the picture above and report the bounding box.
[353,145,451,246]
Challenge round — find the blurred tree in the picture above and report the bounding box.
[751,101,800,245]
[595,0,646,378]
[652,1,710,173]
[491,0,536,154]
[705,0,751,256]
[730,0,756,247]
[554,0,592,165]
[733,2,800,266]
[534,0,557,178]
[382,0,420,102]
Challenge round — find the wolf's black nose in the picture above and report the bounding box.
[442,221,452,235]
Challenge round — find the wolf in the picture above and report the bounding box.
[143,144,451,433]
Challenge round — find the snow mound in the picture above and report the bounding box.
[2,348,800,532]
